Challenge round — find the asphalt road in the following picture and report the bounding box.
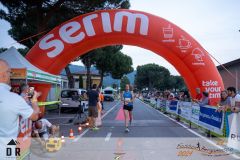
[30,99,240,160]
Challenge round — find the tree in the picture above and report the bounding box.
[93,45,123,87]
[79,75,83,88]
[135,63,171,90]
[0,47,29,57]
[77,50,97,89]
[17,48,29,57]
[80,46,133,89]
[169,75,186,91]
[120,75,130,91]
[0,48,7,53]
[0,0,130,89]
[110,51,134,79]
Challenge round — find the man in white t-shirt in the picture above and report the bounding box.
[33,119,53,141]
[227,87,240,151]
[0,59,40,159]
[227,87,240,113]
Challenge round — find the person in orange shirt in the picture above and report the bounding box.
[99,92,104,110]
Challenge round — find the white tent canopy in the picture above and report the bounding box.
[0,47,61,84]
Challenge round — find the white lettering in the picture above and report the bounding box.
[202,80,218,87]
[209,93,221,98]
[101,12,112,33]
[39,11,150,58]
[59,21,85,44]
[205,87,221,93]
[39,34,64,58]
[114,11,149,35]
[83,14,98,36]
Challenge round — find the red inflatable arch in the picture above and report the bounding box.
[26,9,224,105]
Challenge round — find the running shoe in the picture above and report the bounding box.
[92,127,100,131]
[125,127,130,133]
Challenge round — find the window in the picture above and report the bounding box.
[104,90,113,94]
[61,90,79,98]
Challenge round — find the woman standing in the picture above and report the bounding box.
[122,84,134,133]
[217,90,231,112]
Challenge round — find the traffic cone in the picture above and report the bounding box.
[69,129,75,139]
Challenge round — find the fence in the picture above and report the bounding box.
[143,98,234,137]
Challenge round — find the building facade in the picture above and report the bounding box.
[217,58,240,91]
[73,71,101,89]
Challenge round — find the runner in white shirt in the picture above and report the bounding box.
[0,59,40,159]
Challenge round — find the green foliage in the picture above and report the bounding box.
[112,83,118,89]
[0,48,7,53]
[135,63,170,90]
[81,45,133,88]
[110,51,134,79]
[0,0,130,48]
[135,63,186,91]
[0,0,130,89]
[0,47,29,57]
[169,75,186,91]
[79,75,83,88]
[120,75,130,91]
[17,48,29,57]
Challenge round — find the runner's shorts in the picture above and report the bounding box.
[88,106,98,118]
[123,105,133,111]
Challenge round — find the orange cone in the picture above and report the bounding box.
[69,129,75,139]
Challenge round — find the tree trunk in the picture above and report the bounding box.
[99,70,104,88]
[86,57,91,90]
[65,65,74,88]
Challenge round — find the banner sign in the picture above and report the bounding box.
[166,100,178,114]
[149,99,225,136]
[17,117,32,159]
[227,113,240,151]
[11,68,27,79]
[198,105,224,135]
[178,101,192,120]
[191,103,200,124]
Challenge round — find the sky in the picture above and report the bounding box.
[0,0,240,75]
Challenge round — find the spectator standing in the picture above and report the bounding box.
[193,88,203,103]
[0,60,40,159]
[198,91,209,106]
[217,90,231,112]
[87,84,100,130]
[227,87,240,113]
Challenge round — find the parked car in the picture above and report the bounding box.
[59,88,88,112]
[103,90,115,101]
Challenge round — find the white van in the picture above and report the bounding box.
[59,88,88,111]
[103,90,115,101]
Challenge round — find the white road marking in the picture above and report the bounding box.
[102,102,120,119]
[73,101,120,142]
[73,129,89,142]
[105,132,112,142]
[139,99,240,159]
